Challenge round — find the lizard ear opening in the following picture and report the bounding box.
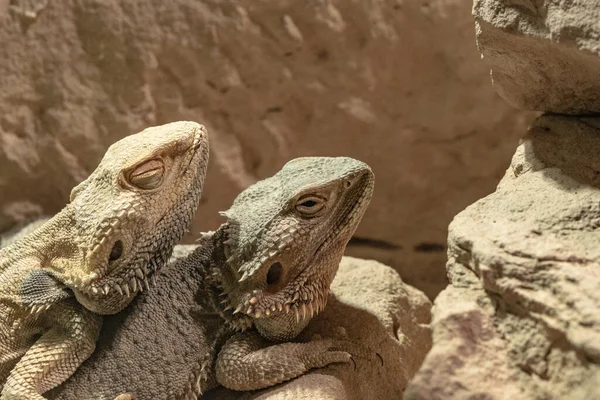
[108,240,123,263]
[266,262,283,286]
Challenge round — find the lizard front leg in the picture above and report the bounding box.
[215,331,352,391]
[1,300,102,400]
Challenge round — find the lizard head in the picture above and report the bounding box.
[67,121,209,314]
[217,156,374,340]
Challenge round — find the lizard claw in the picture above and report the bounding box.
[316,338,385,371]
[302,338,353,370]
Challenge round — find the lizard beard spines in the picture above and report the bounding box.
[235,281,329,324]
[219,219,237,263]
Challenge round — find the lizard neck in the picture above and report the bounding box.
[204,226,253,332]
[0,206,83,277]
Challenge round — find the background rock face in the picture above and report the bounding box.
[0,0,534,299]
[408,1,600,397]
[474,0,600,114]
[206,257,432,400]
[405,115,600,399]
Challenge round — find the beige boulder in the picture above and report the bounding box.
[206,256,432,400]
[0,0,534,298]
[405,115,600,399]
[474,0,600,113]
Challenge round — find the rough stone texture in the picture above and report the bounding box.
[205,256,432,400]
[0,0,534,299]
[474,0,600,114]
[405,114,600,400]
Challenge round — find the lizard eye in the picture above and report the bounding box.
[109,241,123,263]
[295,196,326,216]
[266,262,283,286]
[128,158,165,190]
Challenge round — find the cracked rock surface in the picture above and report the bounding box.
[405,114,600,400]
[206,256,432,400]
[0,0,534,298]
[474,0,600,113]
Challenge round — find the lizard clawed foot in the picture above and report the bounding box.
[217,332,353,391]
[303,338,354,370]
[309,336,385,372]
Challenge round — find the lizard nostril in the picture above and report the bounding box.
[109,241,123,262]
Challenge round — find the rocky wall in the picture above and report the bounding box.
[407,1,600,398]
[0,0,534,299]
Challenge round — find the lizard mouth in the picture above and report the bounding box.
[233,171,374,323]
[81,259,160,298]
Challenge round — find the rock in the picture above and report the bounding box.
[474,0,600,114]
[405,114,600,400]
[205,256,432,400]
[0,0,535,299]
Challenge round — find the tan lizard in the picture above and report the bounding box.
[0,121,209,400]
[48,156,374,400]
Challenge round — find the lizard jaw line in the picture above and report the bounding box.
[68,259,162,299]
[249,286,329,323]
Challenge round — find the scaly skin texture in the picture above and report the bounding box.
[0,121,209,400]
[48,156,375,400]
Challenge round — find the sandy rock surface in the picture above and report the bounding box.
[206,256,432,400]
[474,0,600,114]
[405,114,600,400]
[0,0,534,298]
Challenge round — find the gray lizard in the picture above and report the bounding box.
[48,156,375,400]
[0,121,209,400]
